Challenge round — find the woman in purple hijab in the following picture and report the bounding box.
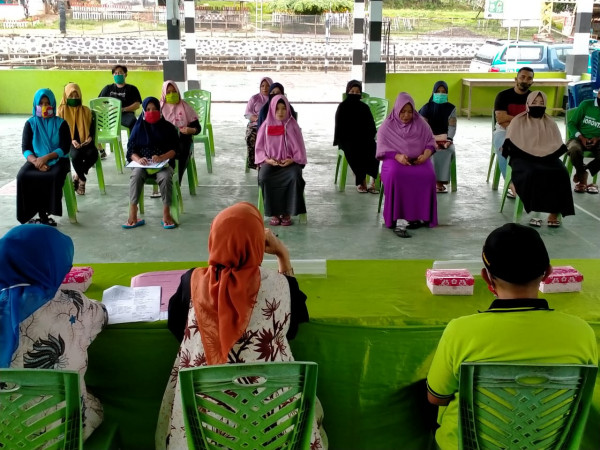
[245,76,273,170]
[255,95,307,226]
[376,92,438,237]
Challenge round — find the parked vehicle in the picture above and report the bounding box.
[469,40,573,72]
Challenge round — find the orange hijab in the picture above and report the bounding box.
[57,83,92,142]
[191,202,265,365]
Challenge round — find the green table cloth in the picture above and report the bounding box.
[84,260,600,449]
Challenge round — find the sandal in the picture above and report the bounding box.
[161,220,177,229]
[280,217,293,226]
[357,185,368,193]
[269,217,281,226]
[41,217,57,227]
[76,181,86,196]
[436,185,447,193]
[507,188,516,199]
[574,183,587,193]
[547,219,562,228]
[406,220,424,230]
[367,184,380,194]
[122,218,145,229]
[27,218,42,224]
[394,227,411,238]
[150,191,161,199]
[528,218,543,228]
[586,184,599,194]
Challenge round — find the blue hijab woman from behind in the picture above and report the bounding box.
[17,88,72,225]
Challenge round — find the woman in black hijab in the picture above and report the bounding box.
[256,82,297,131]
[333,80,379,193]
[124,97,179,229]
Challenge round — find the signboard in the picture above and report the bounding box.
[485,0,542,22]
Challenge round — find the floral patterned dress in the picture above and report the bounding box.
[10,288,108,440]
[156,267,327,449]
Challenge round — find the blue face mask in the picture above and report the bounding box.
[113,74,125,84]
[432,93,448,104]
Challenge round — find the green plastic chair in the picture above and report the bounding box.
[335,96,389,192]
[186,141,199,196]
[179,362,318,450]
[185,97,213,174]
[63,172,78,223]
[563,108,598,185]
[89,97,126,174]
[458,362,598,450]
[0,369,119,449]
[258,187,307,224]
[488,114,502,189]
[499,156,524,223]
[184,89,215,156]
[137,161,183,225]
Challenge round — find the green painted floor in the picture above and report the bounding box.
[1,74,600,263]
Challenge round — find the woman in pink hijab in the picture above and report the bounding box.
[245,76,273,169]
[376,92,438,237]
[160,81,200,183]
[255,95,307,226]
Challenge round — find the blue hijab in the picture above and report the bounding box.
[26,88,65,166]
[0,224,74,367]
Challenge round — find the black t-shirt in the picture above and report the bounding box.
[98,83,142,108]
[494,87,531,118]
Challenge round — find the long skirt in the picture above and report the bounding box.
[16,157,71,223]
[71,142,99,182]
[431,144,455,183]
[342,141,379,185]
[245,124,258,170]
[258,163,306,217]
[380,158,438,228]
[510,156,575,216]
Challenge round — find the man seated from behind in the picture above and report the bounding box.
[426,223,597,450]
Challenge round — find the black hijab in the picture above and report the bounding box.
[333,80,376,148]
[418,81,455,135]
[127,97,179,167]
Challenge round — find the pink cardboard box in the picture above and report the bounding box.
[130,270,188,315]
[539,266,583,293]
[426,269,474,296]
[61,266,94,292]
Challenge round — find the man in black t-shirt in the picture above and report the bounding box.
[98,64,142,132]
[492,67,534,190]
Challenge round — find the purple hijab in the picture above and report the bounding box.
[376,92,435,160]
[245,77,273,117]
[255,94,307,165]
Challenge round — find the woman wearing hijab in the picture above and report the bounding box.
[376,92,437,237]
[503,91,574,228]
[57,82,97,196]
[17,88,72,226]
[245,77,273,170]
[160,80,201,183]
[418,81,457,193]
[255,95,307,226]
[333,80,379,193]
[124,97,179,229]
[256,82,298,131]
[155,202,327,450]
[0,224,108,439]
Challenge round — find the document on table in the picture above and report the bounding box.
[126,159,169,169]
[102,285,161,324]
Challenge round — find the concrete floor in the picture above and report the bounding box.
[2,72,600,263]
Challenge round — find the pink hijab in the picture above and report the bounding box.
[245,77,273,117]
[254,94,307,165]
[159,81,198,129]
[376,92,436,160]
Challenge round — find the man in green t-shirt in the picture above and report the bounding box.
[566,92,600,193]
[426,224,597,450]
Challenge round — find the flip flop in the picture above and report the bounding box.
[586,184,599,194]
[269,217,281,226]
[394,227,411,238]
[528,218,542,228]
[281,217,293,226]
[122,219,145,229]
[574,183,587,193]
[356,185,368,193]
[548,219,561,228]
[507,188,516,199]
[150,192,161,198]
[436,185,447,193]
[161,220,177,229]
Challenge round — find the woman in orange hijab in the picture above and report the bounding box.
[156,202,327,449]
[57,83,96,196]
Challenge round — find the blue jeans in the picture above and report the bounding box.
[492,128,508,179]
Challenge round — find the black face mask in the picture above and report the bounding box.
[528,106,546,118]
[347,93,361,101]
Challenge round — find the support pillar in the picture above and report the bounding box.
[163,0,186,93]
[363,0,386,98]
[352,0,365,81]
[566,0,593,78]
[184,0,200,90]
